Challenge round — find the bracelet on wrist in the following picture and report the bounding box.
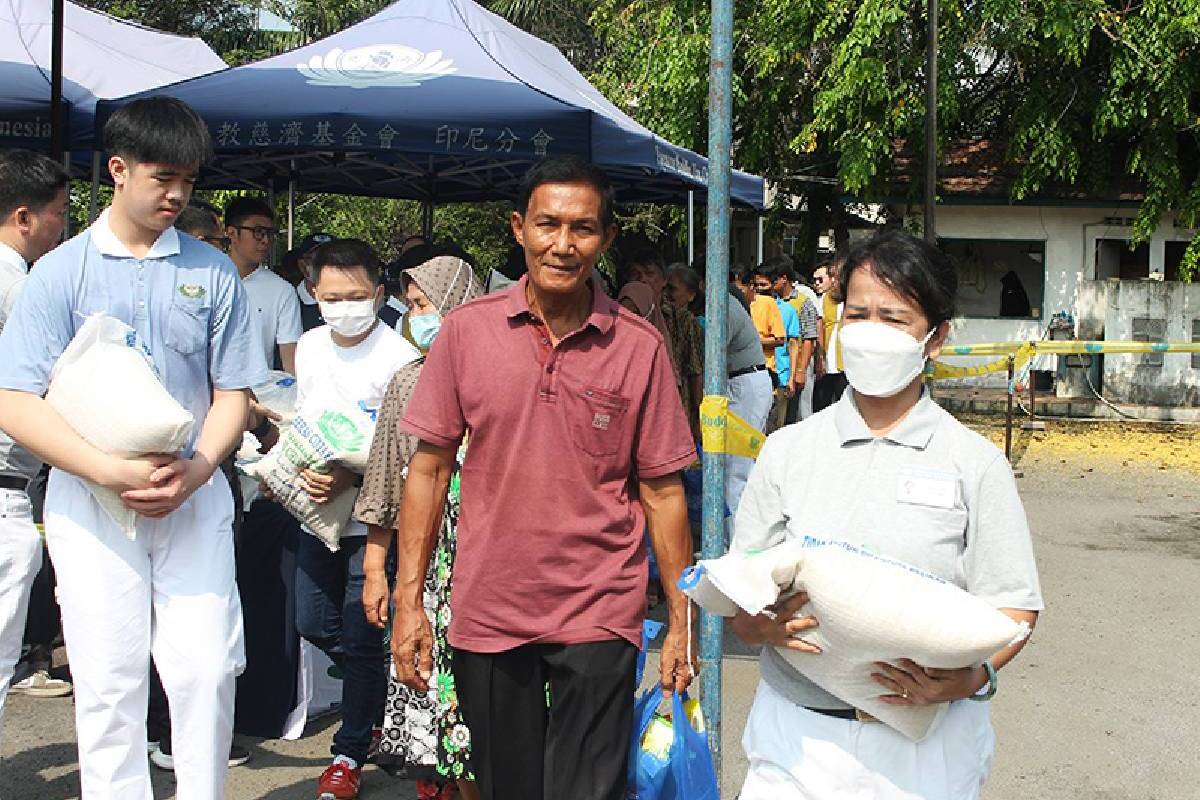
[970,660,998,702]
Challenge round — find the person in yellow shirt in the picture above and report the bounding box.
[813,255,849,412]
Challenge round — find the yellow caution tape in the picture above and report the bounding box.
[700,394,766,459]
[928,340,1200,381]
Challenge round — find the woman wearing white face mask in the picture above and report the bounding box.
[730,230,1043,800]
[354,255,482,800]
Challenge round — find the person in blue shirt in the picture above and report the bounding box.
[753,263,801,432]
[0,97,267,800]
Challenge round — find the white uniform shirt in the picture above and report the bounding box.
[0,241,39,481]
[735,389,1044,709]
[243,266,302,369]
[294,322,421,538]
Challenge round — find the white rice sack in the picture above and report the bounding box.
[252,370,299,423]
[245,399,376,550]
[236,371,300,511]
[681,538,1028,741]
[45,314,194,538]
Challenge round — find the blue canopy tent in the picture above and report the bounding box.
[0,0,226,151]
[95,0,764,210]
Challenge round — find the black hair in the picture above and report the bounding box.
[515,156,616,228]
[0,149,69,219]
[224,196,274,228]
[497,244,528,281]
[623,246,666,285]
[840,230,957,327]
[751,262,777,282]
[734,265,756,286]
[312,238,382,285]
[762,254,795,282]
[175,201,221,238]
[103,96,212,167]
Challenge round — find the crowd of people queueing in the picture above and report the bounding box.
[0,95,1041,800]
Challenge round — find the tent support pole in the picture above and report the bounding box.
[701,0,734,778]
[89,151,100,223]
[421,201,434,240]
[267,185,277,265]
[287,177,296,250]
[50,0,65,158]
[61,151,71,238]
[687,190,695,265]
[757,215,764,263]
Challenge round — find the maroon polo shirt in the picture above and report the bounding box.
[401,275,696,653]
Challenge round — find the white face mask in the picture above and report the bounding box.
[319,298,378,337]
[839,321,936,398]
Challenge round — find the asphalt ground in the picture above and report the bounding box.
[2,416,1197,799]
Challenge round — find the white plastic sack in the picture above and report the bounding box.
[236,371,300,511]
[245,397,376,551]
[681,538,1027,741]
[45,314,194,537]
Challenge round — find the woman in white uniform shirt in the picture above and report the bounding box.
[731,230,1043,800]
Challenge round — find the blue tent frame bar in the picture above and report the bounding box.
[701,0,734,780]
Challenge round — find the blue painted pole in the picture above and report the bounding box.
[700,0,734,781]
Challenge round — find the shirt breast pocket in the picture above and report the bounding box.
[165,300,210,356]
[571,386,630,459]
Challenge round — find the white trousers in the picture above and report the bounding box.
[740,681,995,800]
[725,370,773,524]
[45,471,245,800]
[0,487,43,739]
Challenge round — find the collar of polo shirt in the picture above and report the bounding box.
[90,209,181,260]
[503,273,617,335]
[834,389,940,450]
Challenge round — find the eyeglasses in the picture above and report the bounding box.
[233,225,277,241]
[201,235,231,250]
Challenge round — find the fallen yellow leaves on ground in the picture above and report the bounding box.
[959,414,1200,474]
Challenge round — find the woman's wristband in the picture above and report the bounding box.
[970,660,998,701]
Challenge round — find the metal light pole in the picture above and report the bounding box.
[923,0,938,242]
[700,0,734,778]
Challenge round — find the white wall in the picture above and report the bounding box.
[924,205,1200,398]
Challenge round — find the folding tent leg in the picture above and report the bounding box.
[421,201,434,240]
[62,151,71,238]
[756,215,764,264]
[687,190,695,265]
[287,178,296,249]
[89,151,101,223]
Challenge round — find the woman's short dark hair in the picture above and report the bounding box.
[667,263,701,294]
[516,156,616,228]
[312,238,381,285]
[103,96,212,167]
[0,150,69,219]
[840,230,957,327]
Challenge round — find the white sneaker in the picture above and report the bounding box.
[10,670,72,698]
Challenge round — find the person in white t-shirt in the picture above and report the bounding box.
[286,238,421,800]
[224,197,302,373]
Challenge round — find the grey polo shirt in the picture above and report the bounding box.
[733,389,1044,710]
[727,293,766,374]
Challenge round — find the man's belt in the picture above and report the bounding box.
[0,475,28,492]
[805,706,881,723]
[729,364,767,379]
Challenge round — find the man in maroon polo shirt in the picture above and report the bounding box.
[391,157,697,800]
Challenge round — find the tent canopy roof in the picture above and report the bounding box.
[99,0,764,208]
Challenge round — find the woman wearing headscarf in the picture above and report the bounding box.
[355,255,482,800]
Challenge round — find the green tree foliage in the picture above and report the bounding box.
[590,0,1200,278]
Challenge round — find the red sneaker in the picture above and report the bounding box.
[317,759,361,800]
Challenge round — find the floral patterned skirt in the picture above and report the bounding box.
[377,492,472,781]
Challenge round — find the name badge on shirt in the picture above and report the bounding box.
[896,467,957,510]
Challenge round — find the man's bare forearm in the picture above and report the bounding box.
[640,473,694,625]
[0,389,111,483]
[395,444,455,609]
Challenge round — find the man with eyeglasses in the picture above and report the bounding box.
[225,196,302,374]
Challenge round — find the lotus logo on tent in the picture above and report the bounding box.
[298,45,457,89]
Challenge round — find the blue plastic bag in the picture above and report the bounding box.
[628,688,671,799]
[668,691,719,800]
[635,619,665,688]
[627,691,719,800]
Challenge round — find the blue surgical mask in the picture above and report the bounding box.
[408,312,442,349]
